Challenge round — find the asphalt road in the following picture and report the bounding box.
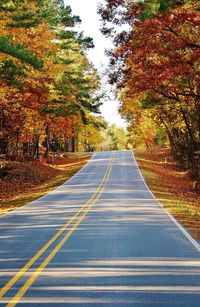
[0,150,200,306]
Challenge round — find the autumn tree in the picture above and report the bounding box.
[99,124,128,151]
[100,0,200,176]
[77,115,107,152]
[0,0,102,158]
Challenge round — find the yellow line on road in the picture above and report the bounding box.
[0,154,112,298]
[0,153,114,302]
[7,154,114,306]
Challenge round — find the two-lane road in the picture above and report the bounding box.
[0,151,200,306]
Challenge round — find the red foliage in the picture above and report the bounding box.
[117,8,200,98]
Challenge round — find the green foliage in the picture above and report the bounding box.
[12,12,35,21]
[7,19,40,28]
[105,124,128,150]
[41,100,85,117]
[59,5,81,26]
[57,30,76,40]
[141,96,161,109]
[159,0,174,12]
[59,68,101,115]
[7,10,40,27]
[0,36,44,69]
[0,1,16,12]
[40,2,81,27]
[138,0,194,20]
[89,115,108,130]
[0,59,26,89]
[77,33,95,49]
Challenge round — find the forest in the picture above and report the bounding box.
[100,0,200,178]
[0,0,127,160]
[0,0,199,238]
[1,0,200,180]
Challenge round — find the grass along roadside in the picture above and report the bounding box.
[135,148,200,241]
[0,154,91,216]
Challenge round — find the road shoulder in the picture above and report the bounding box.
[135,148,200,241]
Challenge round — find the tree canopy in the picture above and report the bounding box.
[100,0,200,176]
[0,0,103,158]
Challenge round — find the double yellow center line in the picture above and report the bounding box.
[1,153,114,306]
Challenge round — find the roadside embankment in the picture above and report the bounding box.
[0,154,91,215]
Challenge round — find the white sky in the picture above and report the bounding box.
[64,0,127,128]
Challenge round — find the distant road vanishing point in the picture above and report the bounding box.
[0,150,200,306]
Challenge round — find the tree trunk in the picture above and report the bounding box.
[180,107,197,175]
[33,136,39,158]
[71,137,75,153]
[159,115,177,155]
[15,128,20,160]
[44,124,50,158]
